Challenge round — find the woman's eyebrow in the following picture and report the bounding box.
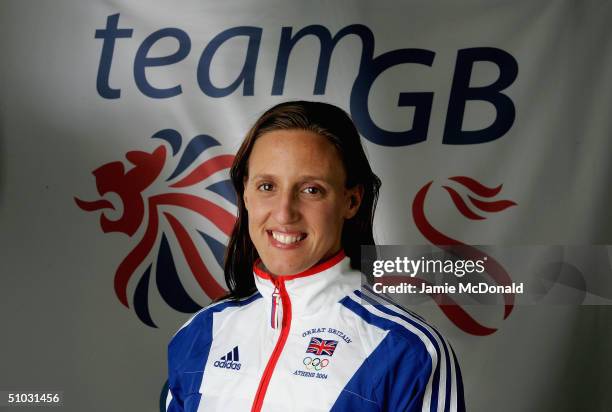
[299,175,332,183]
[250,173,276,181]
[250,173,331,183]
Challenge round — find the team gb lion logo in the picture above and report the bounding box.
[75,129,235,327]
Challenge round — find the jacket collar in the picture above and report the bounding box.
[253,249,346,280]
[253,250,360,317]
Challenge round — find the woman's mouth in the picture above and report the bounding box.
[267,230,307,248]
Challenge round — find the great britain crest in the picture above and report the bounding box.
[75,129,236,327]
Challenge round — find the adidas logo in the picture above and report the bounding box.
[213,346,242,370]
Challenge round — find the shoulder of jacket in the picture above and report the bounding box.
[341,287,452,359]
[168,291,261,368]
[169,291,261,343]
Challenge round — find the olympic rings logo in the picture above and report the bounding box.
[303,357,329,371]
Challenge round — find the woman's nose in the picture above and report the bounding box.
[273,190,300,224]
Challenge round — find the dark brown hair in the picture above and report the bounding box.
[223,101,381,299]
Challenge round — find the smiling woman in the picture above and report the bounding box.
[166,101,465,412]
[243,129,362,278]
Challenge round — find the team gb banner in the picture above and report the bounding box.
[1,1,611,411]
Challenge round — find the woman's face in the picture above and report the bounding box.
[243,129,362,276]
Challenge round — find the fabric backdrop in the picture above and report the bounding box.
[1,1,611,411]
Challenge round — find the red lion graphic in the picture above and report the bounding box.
[412,176,517,336]
[75,129,235,326]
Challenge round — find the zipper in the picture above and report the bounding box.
[270,286,281,329]
[251,277,292,412]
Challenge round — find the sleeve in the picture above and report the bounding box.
[166,380,184,411]
[165,315,198,412]
[165,307,214,412]
[384,335,465,412]
[166,338,185,412]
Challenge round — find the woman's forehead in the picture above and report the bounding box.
[247,130,345,180]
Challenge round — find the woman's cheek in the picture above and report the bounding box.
[248,197,271,223]
[312,202,343,229]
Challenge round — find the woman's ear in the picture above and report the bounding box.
[243,191,250,211]
[344,184,364,219]
[242,178,249,211]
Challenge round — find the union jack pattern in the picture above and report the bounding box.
[306,337,338,357]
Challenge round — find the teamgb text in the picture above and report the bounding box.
[95,14,519,147]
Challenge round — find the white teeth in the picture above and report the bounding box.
[271,231,304,244]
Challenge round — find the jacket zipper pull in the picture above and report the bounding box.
[271,285,281,329]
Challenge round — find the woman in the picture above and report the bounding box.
[166,101,465,412]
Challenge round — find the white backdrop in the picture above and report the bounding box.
[1,1,611,411]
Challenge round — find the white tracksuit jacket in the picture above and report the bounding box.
[166,251,465,411]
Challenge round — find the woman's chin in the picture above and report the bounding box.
[260,256,313,277]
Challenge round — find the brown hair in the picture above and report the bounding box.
[223,101,381,299]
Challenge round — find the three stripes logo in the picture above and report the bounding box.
[213,346,242,370]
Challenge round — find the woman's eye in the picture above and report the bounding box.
[257,183,274,192]
[303,186,321,195]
